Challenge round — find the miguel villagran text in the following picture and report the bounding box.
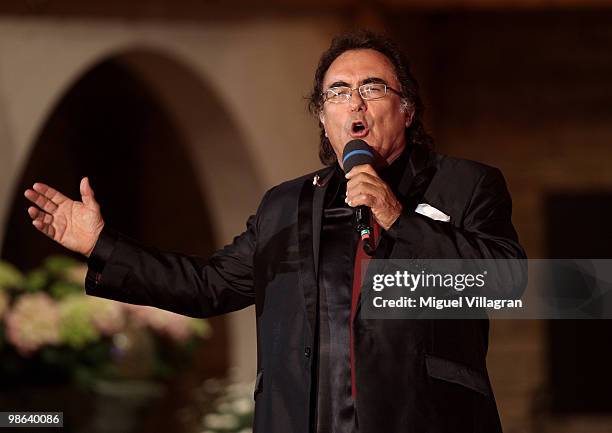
[372,296,523,310]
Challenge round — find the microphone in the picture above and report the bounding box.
[342,139,376,256]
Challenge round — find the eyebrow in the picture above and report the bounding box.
[362,77,388,85]
[326,76,389,89]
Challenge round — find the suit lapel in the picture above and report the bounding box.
[396,143,434,204]
[297,166,334,338]
[312,168,335,277]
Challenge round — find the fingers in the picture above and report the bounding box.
[345,168,398,218]
[24,188,59,214]
[27,206,55,238]
[25,181,68,217]
[346,170,387,207]
[346,182,381,207]
[346,167,382,196]
[345,164,378,179]
[80,177,99,209]
[346,173,380,194]
[346,193,376,208]
[31,182,69,204]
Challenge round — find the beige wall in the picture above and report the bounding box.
[0,16,338,381]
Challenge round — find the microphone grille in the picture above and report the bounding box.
[342,139,374,173]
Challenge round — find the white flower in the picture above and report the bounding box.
[88,297,126,335]
[202,378,223,394]
[202,413,239,430]
[63,263,88,286]
[232,397,254,415]
[5,292,60,355]
[123,304,209,342]
[215,401,232,413]
[226,382,251,396]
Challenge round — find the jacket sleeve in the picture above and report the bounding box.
[384,166,526,297]
[85,201,264,319]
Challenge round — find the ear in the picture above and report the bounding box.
[402,100,415,128]
[319,110,326,125]
[405,108,415,128]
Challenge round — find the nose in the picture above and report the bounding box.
[349,90,366,112]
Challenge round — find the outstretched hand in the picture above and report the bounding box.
[24,177,105,257]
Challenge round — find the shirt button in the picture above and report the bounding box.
[304,346,312,358]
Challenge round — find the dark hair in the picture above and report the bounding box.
[307,30,433,166]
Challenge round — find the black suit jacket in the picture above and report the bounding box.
[85,144,526,433]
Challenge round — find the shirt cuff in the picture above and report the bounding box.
[85,226,119,288]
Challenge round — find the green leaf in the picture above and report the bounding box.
[59,295,100,349]
[0,261,25,289]
[43,256,79,276]
[49,281,82,299]
[24,270,49,292]
[190,318,212,339]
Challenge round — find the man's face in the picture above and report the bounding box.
[319,48,414,168]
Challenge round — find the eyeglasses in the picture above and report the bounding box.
[322,83,402,103]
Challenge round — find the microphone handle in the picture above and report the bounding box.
[355,206,375,256]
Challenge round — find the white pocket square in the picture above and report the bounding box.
[415,203,451,222]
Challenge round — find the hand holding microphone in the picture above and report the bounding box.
[342,140,403,237]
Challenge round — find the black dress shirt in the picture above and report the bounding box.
[314,150,409,433]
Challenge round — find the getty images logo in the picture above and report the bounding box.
[371,270,488,292]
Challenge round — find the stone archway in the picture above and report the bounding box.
[3,48,262,264]
[1,49,262,398]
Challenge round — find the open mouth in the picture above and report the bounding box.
[350,120,369,137]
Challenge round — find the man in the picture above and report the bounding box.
[25,31,525,433]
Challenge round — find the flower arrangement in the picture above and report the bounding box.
[190,374,255,433]
[0,256,211,389]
